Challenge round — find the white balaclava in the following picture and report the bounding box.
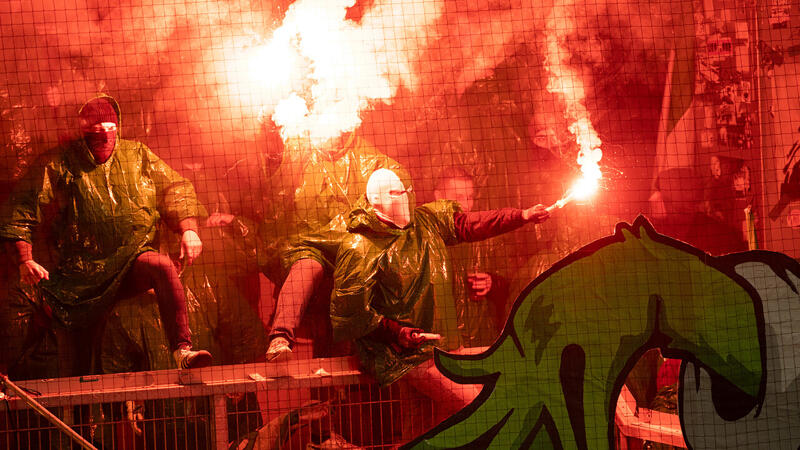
[366,168,412,228]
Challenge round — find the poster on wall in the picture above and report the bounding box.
[770,0,791,28]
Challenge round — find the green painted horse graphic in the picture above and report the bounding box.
[405,216,766,449]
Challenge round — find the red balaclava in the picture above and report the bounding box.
[80,98,118,164]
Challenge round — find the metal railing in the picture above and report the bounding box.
[1,356,685,449]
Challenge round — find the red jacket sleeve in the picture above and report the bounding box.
[454,208,528,242]
[5,240,34,264]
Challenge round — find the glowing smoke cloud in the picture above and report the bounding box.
[266,0,441,146]
[544,0,603,204]
[0,0,673,178]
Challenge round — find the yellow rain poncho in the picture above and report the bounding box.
[259,133,406,277]
[331,198,464,386]
[0,95,204,328]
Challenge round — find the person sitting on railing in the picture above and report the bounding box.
[0,95,212,374]
[262,132,408,361]
[330,168,550,423]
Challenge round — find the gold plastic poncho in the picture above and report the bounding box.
[258,133,406,277]
[0,95,204,328]
[330,198,464,386]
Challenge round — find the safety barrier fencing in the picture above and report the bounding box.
[1,355,685,449]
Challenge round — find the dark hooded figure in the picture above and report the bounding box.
[0,95,212,373]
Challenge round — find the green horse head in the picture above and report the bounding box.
[405,216,765,450]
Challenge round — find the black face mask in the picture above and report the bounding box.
[83,129,116,164]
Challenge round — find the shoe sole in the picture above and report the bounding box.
[266,349,292,363]
[184,352,213,369]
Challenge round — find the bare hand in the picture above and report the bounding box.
[468,272,492,297]
[523,204,550,223]
[412,332,442,341]
[180,230,203,266]
[20,260,49,285]
[205,212,235,227]
[397,327,428,349]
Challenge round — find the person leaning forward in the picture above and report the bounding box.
[0,95,212,372]
[330,168,550,423]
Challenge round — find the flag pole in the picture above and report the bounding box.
[0,373,98,450]
[653,48,677,190]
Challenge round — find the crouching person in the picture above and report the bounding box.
[330,168,550,425]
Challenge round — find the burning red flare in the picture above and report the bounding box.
[544,2,603,211]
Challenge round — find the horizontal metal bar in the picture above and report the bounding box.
[5,354,688,449]
[4,356,368,408]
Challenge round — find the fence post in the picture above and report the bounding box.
[211,394,229,450]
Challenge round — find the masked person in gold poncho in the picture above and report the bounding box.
[0,95,211,375]
[330,168,550,423]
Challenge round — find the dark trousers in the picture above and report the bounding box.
[118,251,191,351]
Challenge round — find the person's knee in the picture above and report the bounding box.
[291,258,325,282]
[139,252,178,277]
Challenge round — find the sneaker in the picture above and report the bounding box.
[308,431,361,449]
[266,336,292,362]
[173,347,213,369]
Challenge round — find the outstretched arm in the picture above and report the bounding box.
[454,204,550,242]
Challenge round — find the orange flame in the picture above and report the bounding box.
[544,1,602,206]
[220,0,441,149]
